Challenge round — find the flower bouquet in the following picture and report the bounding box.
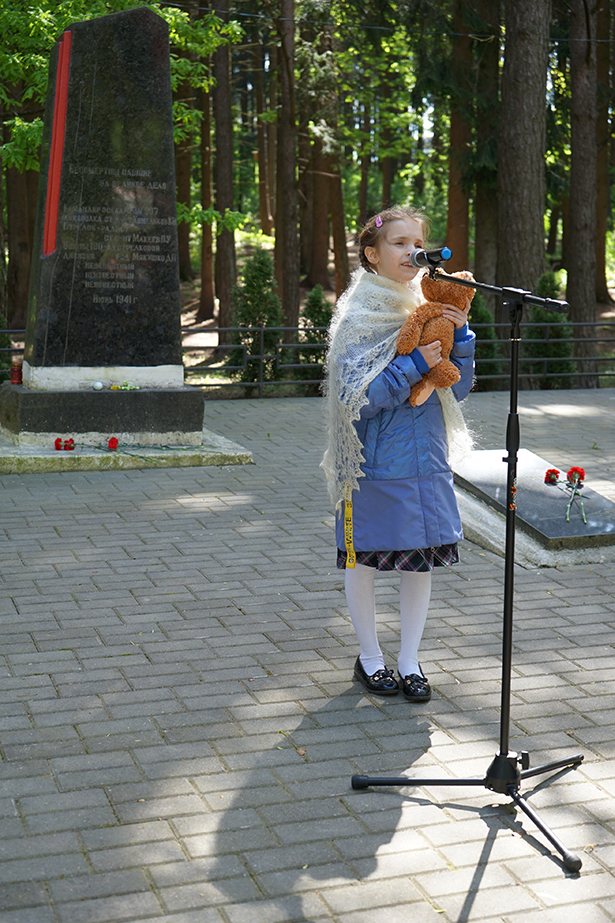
[544,466,586,523]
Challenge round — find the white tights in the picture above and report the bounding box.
[345,563,432,678]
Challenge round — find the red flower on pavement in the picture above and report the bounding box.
[544,468,560,484]
[54,437,63,451]
[108,437,119,451]
[64,438,75,451]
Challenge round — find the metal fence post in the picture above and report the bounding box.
[258,325,265,399]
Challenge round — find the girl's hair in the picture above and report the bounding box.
[358,206,430,273]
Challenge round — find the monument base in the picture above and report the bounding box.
[22,361,185,391]
[0,381,205,446]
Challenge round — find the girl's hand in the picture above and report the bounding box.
[442,296,471,329]
[414,382,435,405]
[417,340,442,369]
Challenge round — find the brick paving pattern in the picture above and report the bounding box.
[0,388,615,922]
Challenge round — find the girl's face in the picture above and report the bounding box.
[364,217,425,285]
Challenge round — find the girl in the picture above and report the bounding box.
[321,206,475,701]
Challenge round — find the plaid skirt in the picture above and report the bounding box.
[337,543,459,572]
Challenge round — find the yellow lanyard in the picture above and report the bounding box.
[343,489,356,568]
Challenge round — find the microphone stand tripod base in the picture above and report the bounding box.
[351,748,585,873]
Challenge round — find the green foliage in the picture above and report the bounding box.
[302,284,333,336]
[297,284,333,383]
[176,202,248,235]
[0,315,12,377]
[469,292,506,391]
[522,272,575,389]
[535,270,561,300]
[0,0,237,171]
[229,249,284,383]
[0,283,12,375]
[1,118,44,171]
[169,12,241,144]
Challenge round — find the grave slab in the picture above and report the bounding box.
[453,448,615,567]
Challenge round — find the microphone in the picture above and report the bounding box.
[409,246,452,268]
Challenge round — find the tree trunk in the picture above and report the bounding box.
[561,194,570,270]
[431,96,446,195]
[595,0,612,303]
[212,0,236,339]
[26,168,37,253]
[5,162,31,329]
[252,45,273,236]
[175,77,195,281]
[497,0,551,294]
[298,128,312,279]
[446,0,473,272]
[567,0,599,387]
[330,160,349,297]
[0,120,6,324]
[305,143,332,289]
[358,97,370,227]
[414,116,425,199]
[473,0,500,312]
[268,44,278,223]
[273,0,300,329]
[474,184,498,306]
[446,110,471,269]
[380,79,394,209]
[546,203,560,257]
[198,82,215,322]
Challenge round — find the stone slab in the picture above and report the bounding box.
[454,448,615,550]
[0,428,251,473]
[0,381,204,445]
[455,486,615,568]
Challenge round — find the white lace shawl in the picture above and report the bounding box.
[320,269,472,509]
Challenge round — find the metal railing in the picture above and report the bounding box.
[182,320,615,396]
[3,320,614,395]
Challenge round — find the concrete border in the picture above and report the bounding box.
[0,427,252,473]
[457,486,615,568]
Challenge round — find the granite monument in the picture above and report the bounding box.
[0,7,204,444]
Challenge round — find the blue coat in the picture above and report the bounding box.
[335,329,475,552]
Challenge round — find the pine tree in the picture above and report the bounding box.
[298,284,333,386]
[230,249,283,383]
[523,271,575,389]
[469,292,505,390]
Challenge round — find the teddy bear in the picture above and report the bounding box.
[396,270,476,407]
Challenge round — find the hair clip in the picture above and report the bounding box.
[375,215,383,227]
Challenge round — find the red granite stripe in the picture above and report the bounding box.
[43,29,72,256]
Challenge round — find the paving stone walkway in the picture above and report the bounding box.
[1,388,615,923]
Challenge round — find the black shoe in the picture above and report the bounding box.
[399,667,431,703]
[353,657,399,695]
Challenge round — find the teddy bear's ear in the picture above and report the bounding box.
[452,271,474,282]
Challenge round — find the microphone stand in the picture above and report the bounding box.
[351,265,585,873]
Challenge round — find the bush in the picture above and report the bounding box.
[469,292,506,390]
[0,311,12,382]
[302,284,333,334]
[297,284,333,383]
[228,249,284,383]
[522,272,575,389]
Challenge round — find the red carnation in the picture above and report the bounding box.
[108,437,119,451]
[544,468,560,484]
[64,438,75,451]
[567,466,585,486]
[54,437,63,451]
